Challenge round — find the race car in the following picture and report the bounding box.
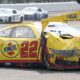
[0,22,43,66]
[21,7,48,20]
[0,22,80,70]
[0,8,24,23]
[43,22,80,69]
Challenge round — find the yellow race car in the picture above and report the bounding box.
[0,22,80,69]
[43,22,80,69]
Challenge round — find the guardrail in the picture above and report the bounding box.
[0,2,80,12]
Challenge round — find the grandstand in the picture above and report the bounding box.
[0,0,75,4]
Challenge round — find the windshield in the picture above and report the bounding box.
[45,23,80,37]
[58,23,80,37]
[23,7,37,12]
[0,26,36,38]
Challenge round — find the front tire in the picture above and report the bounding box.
[43,53,50,69]
[44,14,48,18]
[34,14,38,20]
[20,17,23,23]
[6,17,11,23]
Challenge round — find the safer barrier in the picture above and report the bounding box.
[0,2,80,11]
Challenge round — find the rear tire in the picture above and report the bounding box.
[34,14,38,20]
[44,14,48,18]
[0,63,4,67]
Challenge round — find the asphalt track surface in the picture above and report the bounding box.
[0,11,80,80]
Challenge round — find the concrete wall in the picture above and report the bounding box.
[0,2,80,12]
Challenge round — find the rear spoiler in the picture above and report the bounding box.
[41,10,80,31]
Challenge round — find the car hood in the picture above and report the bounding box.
[46,32,80,51]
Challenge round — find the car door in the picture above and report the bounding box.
[0,25,42,62]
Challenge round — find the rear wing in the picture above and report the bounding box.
[41,10,80,31]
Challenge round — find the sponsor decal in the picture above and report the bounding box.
[1,41,19,58]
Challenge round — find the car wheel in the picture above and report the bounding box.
[6,17,11,23]
[43,52,50,69]
[43,49,64,70]
[0,63,4,67]
[44,14,48,18]
[34,14,37,20]
[20,17,23,23]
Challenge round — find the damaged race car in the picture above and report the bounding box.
[0,22,80,70]
[0,8,23,23]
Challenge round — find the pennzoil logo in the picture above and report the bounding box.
[1,41,19,58]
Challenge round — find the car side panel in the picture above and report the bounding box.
[0,38,42,63]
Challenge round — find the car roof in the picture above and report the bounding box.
[22,7,39,11]
[0,22,42,35]
[24,7,38,9]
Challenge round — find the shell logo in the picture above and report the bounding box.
[1,41,19,58]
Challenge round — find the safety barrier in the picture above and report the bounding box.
[0,2,80,11]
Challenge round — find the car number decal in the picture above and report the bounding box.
[1,40,38,58]
[20,41,38,58]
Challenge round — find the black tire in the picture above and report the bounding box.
[20,17,23,23]
[43,48,64,70]
[44,14,48,18]
[34,14,38,20]
[0,63,4,67]
[43,53,50,69]
[8,17,11,23]
[6,17,11,23]
[41,34,50,69]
